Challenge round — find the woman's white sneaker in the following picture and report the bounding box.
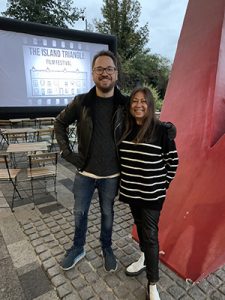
[146,284,161,300]
[125,252,146,276]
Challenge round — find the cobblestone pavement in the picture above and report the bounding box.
[1,160,225,300]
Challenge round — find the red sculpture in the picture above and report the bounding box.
[133,0,225,281]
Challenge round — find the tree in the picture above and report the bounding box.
[121,53,171,99]
[3,0,84,28]
[94,0,149,61]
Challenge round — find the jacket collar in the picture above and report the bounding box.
[82,86,128,107]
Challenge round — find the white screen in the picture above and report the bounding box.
[0,30,108,108]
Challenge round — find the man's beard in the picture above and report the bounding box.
[95,76,116,93]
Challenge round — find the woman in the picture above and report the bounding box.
[118,86,179,300]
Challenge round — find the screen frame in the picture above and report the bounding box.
[0,17,117,119]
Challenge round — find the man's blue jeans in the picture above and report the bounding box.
[72,172,119,250]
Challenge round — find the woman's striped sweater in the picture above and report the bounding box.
[118,123,179,206]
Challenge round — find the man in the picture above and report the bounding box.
[54,50,175,273]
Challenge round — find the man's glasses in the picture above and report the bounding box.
[93,66,117,75]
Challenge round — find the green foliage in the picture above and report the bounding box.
[3,0,84,28]
[120,52,171,98]
[94,0,170,98]
[121,84,163,112]
[147,84,163,112]
[94,0,149,61]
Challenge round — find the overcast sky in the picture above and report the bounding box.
[0,0,189,62]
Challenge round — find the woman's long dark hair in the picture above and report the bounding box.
[121,86,159,143]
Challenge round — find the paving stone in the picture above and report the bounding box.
[92,278,107,294]
[42,257,57,271]
[50,211,59,216]
[29,232,40,241]
[68,234,74,240]
[31,238,43,247]
[71,277,87,290]
[0,235,9,260]
[56,218,67,225]
[58,236,71,245]
[43,234,55,243]
[23,223,34,230]
[58,208,68,214]
[79,285,95,300]
[117,229,128,237]
[78,261,93,274]
[133,286,146,299]
[32,289,59,300]
[39,250,52,262]
[33,220,44,227]
[210,289,225,300]
[62,211,71,218]
[55,231,65,239]
[197,279,215,294]
[61,223,71,230]
[0,215,25,245]
[84,271,99,284]
[64,227,74,235]
[0,256,26,300]
[50,226,62,234]
[39,230,51,237]
[51,274,67,287]
[35,244,48,255]
[215,269,225,282]
[8,240,37,269]
[24,228,36,236]
[53,214,63,221]
[19,266,52,300]
[88,226,99,234]
[47,265,61,278]
[175,277,192,291]
[47,240,60,249]
[57,282,72,298]
[42,217,54,224]
[91,256,103,269]
[17,261,41,277]
[123,277,142,292]
[86,250,98,261]
[167,284,185,299]
[104,274,121,289]
[158,274,175,289]
[63,242,72,251]
[89,240,100,249]
[115,239,129,248]
[66,215,74,222]
[124,293,139,300]
[62,291,81,300]
[186,285,207,300]
[160,291,175,299]
[207,274,223,288]
[45,221,56,229]
[114,284,130,298]
[99,290,116,300]
[218,283,225,294]
[0,194,9,208]
[50,246,64,256]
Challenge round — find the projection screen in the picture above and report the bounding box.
[0,17,116,119]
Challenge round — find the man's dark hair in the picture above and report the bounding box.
[92,50,117,69]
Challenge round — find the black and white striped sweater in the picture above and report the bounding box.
[118,123,179,207]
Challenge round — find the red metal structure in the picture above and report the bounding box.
[133,0,225,281]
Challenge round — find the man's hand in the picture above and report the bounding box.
[60,149,83,169]
[162,122,177,140]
